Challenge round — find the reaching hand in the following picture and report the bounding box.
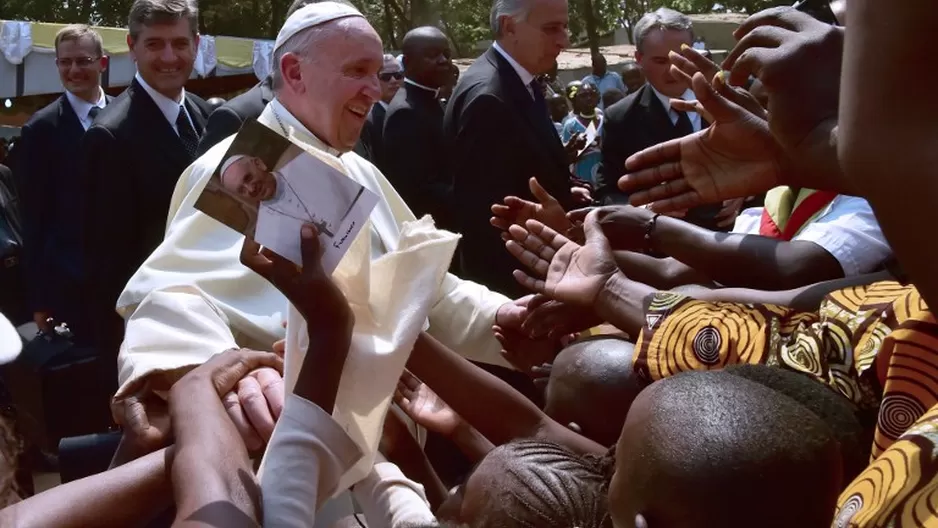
[112,388,173,455]
[505,212,619,307]
[520,297,603,341]
[241,224,353,342]
[619,72,785,213]
[491,177,573,235]
[494,295,565,377]
[568,204,656,251]
[715,197,746,228]
[668,46,767,122]
[394,370,463,437]
[171,348,283,451]
[724,7,843,156]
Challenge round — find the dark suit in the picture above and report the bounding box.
[380,83,455,230]
[18,94,113,342]
[443,47,574,298]
[195,75,273,157]
[81,79,210,357]
[358,102,387,163]
[596,84,722,230]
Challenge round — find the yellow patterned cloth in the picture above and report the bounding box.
[634,281,938,457]
[832,403,938,527]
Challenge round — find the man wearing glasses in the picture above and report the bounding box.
[18,24,112,342]
[357,54,403,162]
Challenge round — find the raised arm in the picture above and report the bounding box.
[406,332,605,455]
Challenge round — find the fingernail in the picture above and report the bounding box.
[668,50,678,58]
[715,71,726,85]
[680,43,690,51]
[302,225,314,237]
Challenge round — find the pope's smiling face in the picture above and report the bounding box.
[221,156,277,204]
[285,17,384,152]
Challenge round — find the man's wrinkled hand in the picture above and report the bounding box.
[112,389,172,455]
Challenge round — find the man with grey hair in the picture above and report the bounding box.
[109,1,552,523]
[357,53,403,162]
[196,0,338,156]
[443,0,576,298]
[595,7,724,230]
[80,0,211,369]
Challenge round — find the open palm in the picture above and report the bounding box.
[505,212,619,308]
[394,370,462,436]
[619,72,784,213]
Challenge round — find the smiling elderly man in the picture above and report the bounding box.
[109,1,549,524]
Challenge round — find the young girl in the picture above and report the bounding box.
[561,81,603,187]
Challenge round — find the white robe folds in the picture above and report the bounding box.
[113,99,511,493]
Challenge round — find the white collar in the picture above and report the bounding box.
[404,78,438,96]
[135,72,187,127]
[492,42,535,88]
[378,100,390,110]
[648,83,695,115]
[265,98,343,158]
[65,87,106,121]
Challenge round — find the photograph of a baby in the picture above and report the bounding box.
[195,119,378,271]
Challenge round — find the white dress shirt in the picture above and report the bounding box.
[134,72,196,135]
[732,195,893,277]
[492,42,535,98]
[65,87,106,130]
[649,84,702,132]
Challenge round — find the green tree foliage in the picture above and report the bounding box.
[0,0,790,56]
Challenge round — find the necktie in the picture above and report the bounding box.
[175,104,200,159]
[88,106,101,121]
[674,109,694,137]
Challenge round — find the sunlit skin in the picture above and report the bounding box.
[127,18,198,101]
[56,36,108,102]
[497,0,570,76]
[635,28,693,98]
[277,17,383,152]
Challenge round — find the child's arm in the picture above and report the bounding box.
[406,332,606,455]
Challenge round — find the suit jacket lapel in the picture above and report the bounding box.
[486,47,566,166]
[184,96,206,135]
[129,80,191,169]
[639,85,682,141]
[58,96,85,137]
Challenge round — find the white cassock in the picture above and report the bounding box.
[114,99,511,505]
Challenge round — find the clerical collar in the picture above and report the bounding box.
[404,78,438,97]
[266,98,342,157]
[492,42,534,88]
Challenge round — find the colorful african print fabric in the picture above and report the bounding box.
[832,403,938,527]
[633,281,938,458]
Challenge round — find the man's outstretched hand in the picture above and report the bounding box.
[491,177,573,235]
[619,72,785,213]
[505,212,619,308]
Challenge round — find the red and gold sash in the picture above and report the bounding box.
[759,187,838,240]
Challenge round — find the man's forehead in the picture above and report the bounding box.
[57,37,98,55]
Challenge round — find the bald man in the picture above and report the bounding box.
[379,26,457,230]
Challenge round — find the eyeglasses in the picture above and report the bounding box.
[792,0,839,25]
[55,56,101,69]
[379,71,404,82]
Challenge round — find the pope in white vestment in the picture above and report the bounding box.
[113,98,513,495]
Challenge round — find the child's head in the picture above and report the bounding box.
[608,370,842,528]
[436,439,613,527]
[547,92,569,123]
[724,364,872,481]
[544,336,647,446]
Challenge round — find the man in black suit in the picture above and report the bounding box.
[443,0,575,297]
[380,27,456,229]
[195,75,274,157]
[81,0,210,358]
[595,8,723,230]
[357,54,402,163]
[19,25,113,342]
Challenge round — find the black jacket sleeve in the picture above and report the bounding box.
[196,106,244,157]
